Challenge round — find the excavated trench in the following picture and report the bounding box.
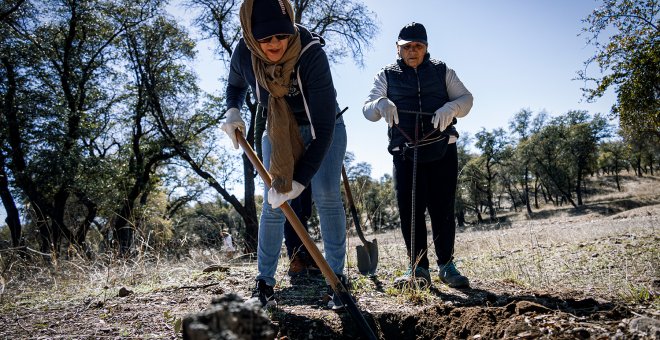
[276,295,628,339]
[183,291,638,339]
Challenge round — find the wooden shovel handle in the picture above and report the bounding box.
[341,166,369,245]
[236,131,343,288]
[236,130,377,340]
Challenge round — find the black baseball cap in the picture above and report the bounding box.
[397,22,428,46]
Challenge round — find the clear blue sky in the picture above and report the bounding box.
[0,0,616,225]
[329,0,615,179]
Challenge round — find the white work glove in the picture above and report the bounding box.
[220,108,246,149]
[432,106,455,131]
[375,98,399,127]
[268,180,305,208]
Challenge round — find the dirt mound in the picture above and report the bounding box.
[609,203,660,219]
[272,290,637,339]
[183,293,275,339]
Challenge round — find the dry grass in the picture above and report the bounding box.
[342,174,660,306]
[4,175,656,306]
[458,216,659,302]
[454,175,660,304]
[0,250,225,312]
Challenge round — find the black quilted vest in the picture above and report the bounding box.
[385,54,457,151]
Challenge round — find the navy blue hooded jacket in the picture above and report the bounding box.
[226,24,338,187]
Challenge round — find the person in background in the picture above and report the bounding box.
[221,229,236,259]
[362,22,473,288]
[221,0,348,308]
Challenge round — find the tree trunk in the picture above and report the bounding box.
[0,57,23,247]
[484,163,497,222]
[476,211,483,224]
[576,169,584,206]
[456,208,466,228]
[564,194,577,208]
[615,172,621,191]
[524,166,532,215]
[242,153,259,254]
[239,99,260,254]
[113,196,138,255]
[506,185,518,212]
[51,188,76,251]
[0,154,22,247]
[38,219,52,256]
[486,187,496,222]
[649,154,655,176]
[542,185,552,205]
[74,193,97,250]
[533,176,540,209]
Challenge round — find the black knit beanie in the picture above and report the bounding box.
[251,0,295,40]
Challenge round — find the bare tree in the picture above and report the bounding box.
[509,108,534,216]
[474,128,509,222]
[291,0,378,67]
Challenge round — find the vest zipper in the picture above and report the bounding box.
[415,68,423,139]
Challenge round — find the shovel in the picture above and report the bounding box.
[341,165,379,276]
[235,131,377,340]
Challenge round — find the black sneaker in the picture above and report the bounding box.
[250,279,276,307]
[327,274,351,310]
[438,261,470,288]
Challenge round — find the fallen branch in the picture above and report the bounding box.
[0,246,51,257]
[174,282,221,291]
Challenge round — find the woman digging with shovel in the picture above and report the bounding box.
[362,22,473,289]
[220,0,349,309]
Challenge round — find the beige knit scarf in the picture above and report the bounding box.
[240,0,304,193]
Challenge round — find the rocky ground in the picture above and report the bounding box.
[0,175,658,339]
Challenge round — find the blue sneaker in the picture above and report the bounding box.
[438,261,470,288]
[394,266,432,288]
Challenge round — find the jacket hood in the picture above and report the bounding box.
[296,24,326,48]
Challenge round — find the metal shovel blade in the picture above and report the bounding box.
[342,166,379,276]
[355,245,371,275]
[356,238,378,275]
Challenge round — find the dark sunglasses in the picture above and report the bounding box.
[256,34,291,44]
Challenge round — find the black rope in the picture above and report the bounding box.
[410,112,420,277]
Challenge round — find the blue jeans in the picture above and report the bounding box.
[284,184,313,258]
[257,118,347,286]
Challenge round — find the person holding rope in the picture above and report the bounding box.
[220,0,348,308]
[362,22,473,288]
